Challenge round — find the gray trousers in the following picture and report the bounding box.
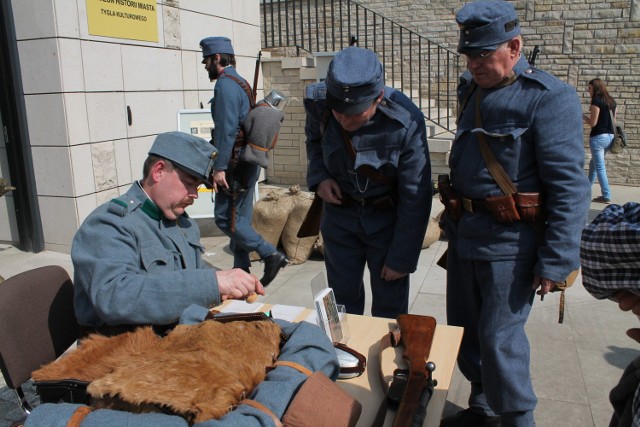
[446,244,537,427]
[321,204,409,318]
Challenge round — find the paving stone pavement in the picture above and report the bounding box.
[0,183,639,426]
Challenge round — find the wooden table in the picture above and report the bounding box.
[336,313,463,427]
[217,301,463,427]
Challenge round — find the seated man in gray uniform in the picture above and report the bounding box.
[26,133,343,426]
[72,131,264,336]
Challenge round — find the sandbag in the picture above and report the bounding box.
[251,188,295,261]
[282,188,318,264]
[422,216,442,249]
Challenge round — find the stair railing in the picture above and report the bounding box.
[261,0,463,132]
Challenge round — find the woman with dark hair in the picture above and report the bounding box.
[583,78,617,203]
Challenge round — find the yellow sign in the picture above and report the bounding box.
[86,0,158,42]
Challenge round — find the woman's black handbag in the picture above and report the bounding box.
[609,111,627,154]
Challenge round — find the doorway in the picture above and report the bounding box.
[0,0,43,252]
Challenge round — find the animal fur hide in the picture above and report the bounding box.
[32,320,282,424]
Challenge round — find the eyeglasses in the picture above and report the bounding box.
[464,42,509,61]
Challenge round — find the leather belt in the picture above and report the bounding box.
[341,193,374,206]
[340,193,393,208]
[461,196,491,214]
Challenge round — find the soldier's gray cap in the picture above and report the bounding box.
[148,131,217,186]
[199,36,234,58]
[456,0,520,54]
[325,47,384,115]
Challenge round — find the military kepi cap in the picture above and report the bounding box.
[148,131,217,186]
[199,36,234,58]
[325,47,384,115]
[456,0,520,54]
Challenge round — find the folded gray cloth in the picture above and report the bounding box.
[241,102,285,168]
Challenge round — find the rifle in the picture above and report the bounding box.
[392,314,437,427]
[252,51,262,104]
[297,194,323,238]
[528,45,540,67]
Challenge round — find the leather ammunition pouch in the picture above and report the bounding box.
[437,176,462,221]
[513,192,543,223]
[461,193,543,224]
[485,194,521,223]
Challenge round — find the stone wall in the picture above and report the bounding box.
[262,54,318,186]
[349,0,640,185]
[262,0,640,186]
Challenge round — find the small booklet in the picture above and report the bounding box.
[314,287,343,343]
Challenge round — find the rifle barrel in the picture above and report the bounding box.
[411,386,434,427]
[252,51,262,103]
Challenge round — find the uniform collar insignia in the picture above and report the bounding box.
[141,199,161,221]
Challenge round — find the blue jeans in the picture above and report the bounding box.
[588,133,614,200]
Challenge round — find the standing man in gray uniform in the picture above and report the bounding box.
[439,2,591,426]
[200,36,287,286]
[304,46,431,318]
[73,131,264,336]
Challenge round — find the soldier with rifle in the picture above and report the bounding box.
[439,2,590,426]
[200,36,287,286]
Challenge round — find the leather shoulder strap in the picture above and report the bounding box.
[609,110,619,136]
[474,88,518,195]
[273,360,313,377]
[456,80,477,125]
[67,406,94,427]
[222,73,255,108]
[371,330,402,427]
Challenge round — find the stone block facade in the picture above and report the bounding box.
[261,0,640,186]
[262,54,318,186]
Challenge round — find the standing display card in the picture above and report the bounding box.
[314,287,343,343]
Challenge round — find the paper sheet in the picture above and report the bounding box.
[219,299,263,313]
[270,304,305,322]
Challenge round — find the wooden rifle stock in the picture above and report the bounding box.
[393,314,437,427]
[297,194,323,238]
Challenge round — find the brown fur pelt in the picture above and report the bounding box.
[32,327,162,382]
[33,321,282,424]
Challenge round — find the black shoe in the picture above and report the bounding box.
[440,408,501,427]
[260,251,289,287]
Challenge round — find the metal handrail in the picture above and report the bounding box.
[260,0,463,133]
